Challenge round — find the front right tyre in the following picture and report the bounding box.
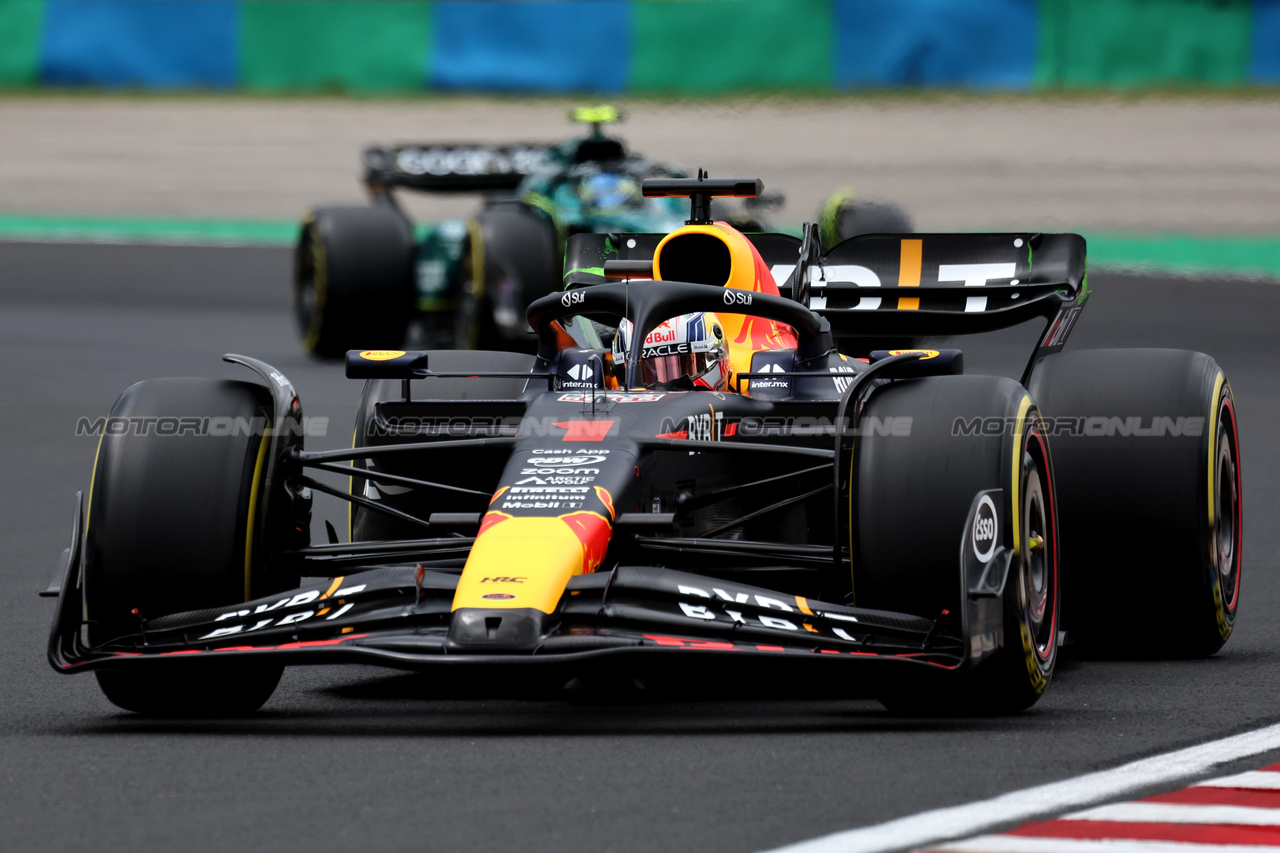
[85,378,289,716]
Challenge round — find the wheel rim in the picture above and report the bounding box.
[1213,402,1241,610]
[1022,433,1057,664]
[294,227,318,339]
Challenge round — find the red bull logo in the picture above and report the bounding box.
[646,325,678,344]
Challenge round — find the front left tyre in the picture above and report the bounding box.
[85,378,288,715]
[854,375,1060,714]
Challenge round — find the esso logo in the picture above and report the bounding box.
[723,290,753,307]
[561,290,586,308]
[972,494,998,562]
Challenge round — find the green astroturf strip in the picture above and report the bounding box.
[0,215,299,246]
[1,216,1278,278]
[1082,233,1280,277]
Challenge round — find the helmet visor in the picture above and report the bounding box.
[641,352,694,386]
[641,351,718,387]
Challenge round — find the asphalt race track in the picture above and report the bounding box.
[1,242,1278,853]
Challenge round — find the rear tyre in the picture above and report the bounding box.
[86,379,287,715]
[819,193,913,250]
[455,205,557,350]
[294,205,414,358]
[855,376,1060,714]
[1028,348,1241,657]
[453,274,502,351]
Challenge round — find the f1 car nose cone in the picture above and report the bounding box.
[447,607,546,652]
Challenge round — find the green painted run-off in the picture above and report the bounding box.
[1082,232,1280,278]
[1,214,1277,279]
[0,214,298,246]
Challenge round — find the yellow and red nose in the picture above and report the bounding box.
[451,510,613,614]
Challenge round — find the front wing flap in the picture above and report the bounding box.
[50,555,974,675]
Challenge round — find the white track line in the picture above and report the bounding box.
[758,722,1280,853]
[1063,803,1280,826]
[932,838,1280,853]
[1199,772,1280,790]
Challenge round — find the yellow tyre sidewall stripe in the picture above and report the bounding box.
[1010,394,1033,556]
[302,213,326,353]
[1206,371,1234,641]
[243,427,271,601]
[1207,372,1225,529]
[82,427,106,624]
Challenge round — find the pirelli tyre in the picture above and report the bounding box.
[456,205,558,351]
[819,191,914,250]
[294,205,414,358]
[84,379,287,715]
[854,375,1060,714]
[1027,348,1241,657]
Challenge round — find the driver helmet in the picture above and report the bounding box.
[578,172,643,212]
[612,312,729,391]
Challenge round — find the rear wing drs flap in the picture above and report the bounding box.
[562,228,1089,353]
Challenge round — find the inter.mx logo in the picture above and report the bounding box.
[566,364,593,380]
[752,363,789,390]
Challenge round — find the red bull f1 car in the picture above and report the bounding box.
[46,178,1241,716]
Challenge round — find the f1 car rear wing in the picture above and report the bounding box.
[562,227,1089,378]
[363,143,558,193]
